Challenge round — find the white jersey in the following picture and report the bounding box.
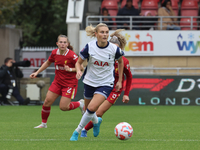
[80,40,124,87]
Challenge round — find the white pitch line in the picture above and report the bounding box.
[0,139,200,142]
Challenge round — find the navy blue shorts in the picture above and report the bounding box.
[84,84,113,99]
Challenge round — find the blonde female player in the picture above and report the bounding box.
[70,23,124,141]
[80,29,132,137]
[30,35,84,128]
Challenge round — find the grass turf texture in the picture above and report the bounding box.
[0,106,200,150]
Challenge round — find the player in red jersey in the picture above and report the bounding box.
[80,29,132,137]
[30,35,84,128]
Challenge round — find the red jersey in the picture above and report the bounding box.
[114,56,132,96]
[48,48,78,87]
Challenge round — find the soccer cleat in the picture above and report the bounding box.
[79,99,85,115]
[80,129,87,137]
[34,123,47,128]
[93,117,102,137]
[70,130,79,141]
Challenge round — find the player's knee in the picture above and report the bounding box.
[43,99,52,107]
[96,112,103,118]
[87,107,96,112]
[59,105,70,111]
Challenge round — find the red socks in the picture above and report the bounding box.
[85,121,94,131]
[69,101,80,110]
[41,102,80,123]
[41,105,51,123]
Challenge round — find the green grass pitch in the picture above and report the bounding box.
[0,105,200,150]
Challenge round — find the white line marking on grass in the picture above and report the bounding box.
[1,139,200,142]
[137,139,200,142]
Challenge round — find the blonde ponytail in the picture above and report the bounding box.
[85,23,108,38]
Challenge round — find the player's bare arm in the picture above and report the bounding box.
[30,60,52,78]
[115,57,124,91]
[75,57,84,80]
[64,64,84,72]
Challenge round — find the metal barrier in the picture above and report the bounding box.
[86,16,200,30]
[20,66,200,77]
[130,67,200,75]
[21,47,57,51]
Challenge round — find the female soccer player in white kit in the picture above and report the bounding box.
[70,23,124,141]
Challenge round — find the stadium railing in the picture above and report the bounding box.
[86,16,200,30]
[20,66,200,76]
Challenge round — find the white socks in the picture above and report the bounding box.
[91,112,98,124]
[75,110,97,133]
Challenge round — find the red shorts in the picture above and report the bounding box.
[107,91,121,104]
[49,81,77,99]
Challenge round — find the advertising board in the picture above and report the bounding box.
[80,31,200,56]
[115,75,200,105]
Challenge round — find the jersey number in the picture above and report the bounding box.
[67,88,72,93]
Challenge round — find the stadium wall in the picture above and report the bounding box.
[0,27,22,65]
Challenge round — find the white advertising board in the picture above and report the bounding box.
[79,31,200,56]
[22,52,46,77]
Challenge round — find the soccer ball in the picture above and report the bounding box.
[114,122,133,140]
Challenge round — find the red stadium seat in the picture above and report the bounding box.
[171,1,179,16]
[141,0,158,16]
[101,0,118,16]
[141,0,158,9]
[180,18,198,30]
[120,0,139,9]
[181,0,198,16]
[143,0,160,3]
[103,0,120,3]
[101,0,118,27]
[170,0,180,2]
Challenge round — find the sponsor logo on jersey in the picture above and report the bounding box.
[94,61,109,67]
[56,65,65,70]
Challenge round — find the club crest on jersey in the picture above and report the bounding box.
[65,60,67,64]
[94,61,109,67]
[108,54,111,59]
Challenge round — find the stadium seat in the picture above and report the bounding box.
[103,0,120,3]
[101,0,118,27]
[181,0,198,16]
[141,0,158,16]
[180,18,198,30]
[120,0,139,9]
[141,0,158,9]
[143,0,160,3]
[171,0,180,2]
[101,0,118,16]
[171,0,179,16]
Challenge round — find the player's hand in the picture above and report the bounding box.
[115,81,122,92]
[30,72,38,79]
[76,70,82,80]
[122,95,129,103]
[64,64,71,72]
